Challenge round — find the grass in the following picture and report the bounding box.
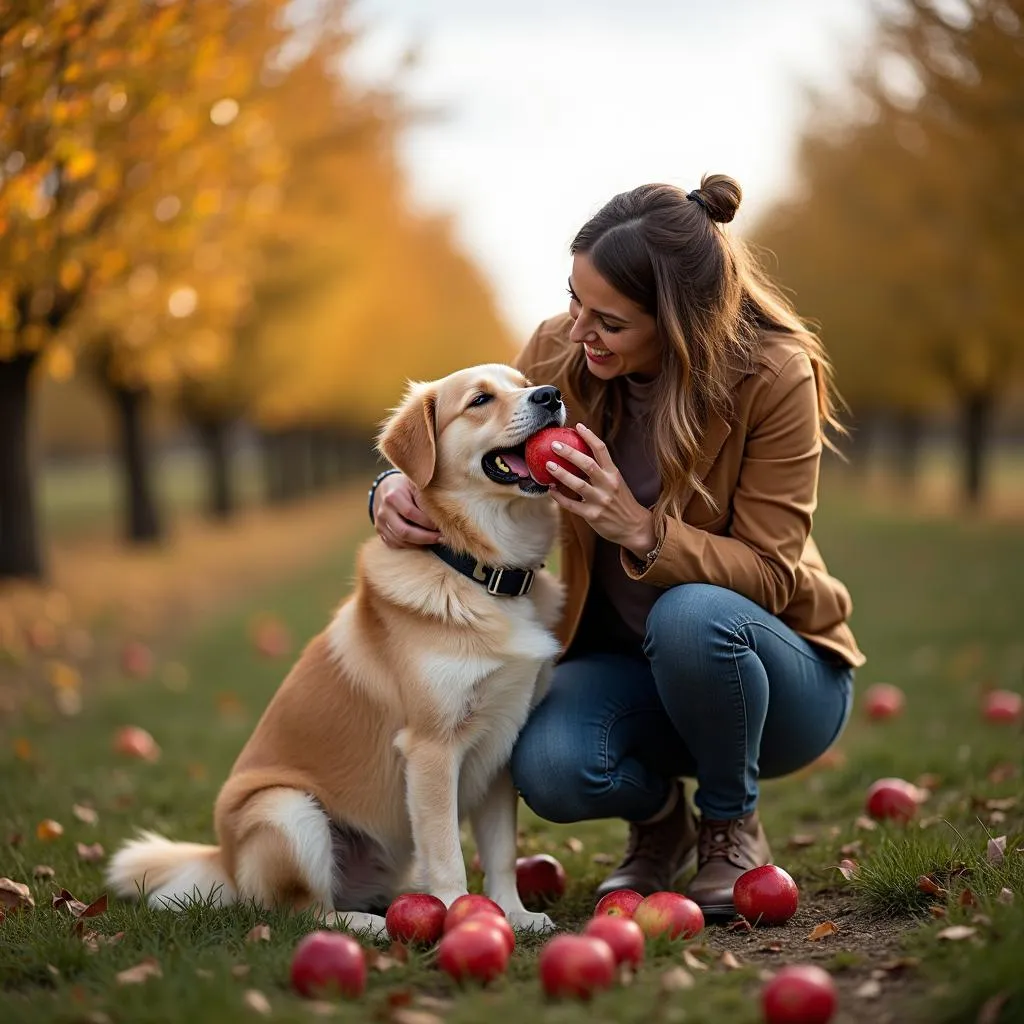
[2,474,1023,1023]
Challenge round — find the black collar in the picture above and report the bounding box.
[430,544,537,597]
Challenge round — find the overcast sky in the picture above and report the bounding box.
[345,0,877,342]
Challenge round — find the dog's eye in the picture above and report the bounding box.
[468,393,493,408]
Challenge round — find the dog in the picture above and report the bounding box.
[106,364,566,937]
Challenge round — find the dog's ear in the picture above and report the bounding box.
[377,381,438,490]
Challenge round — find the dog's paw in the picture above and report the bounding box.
[506,909,556,934]
[325,910,388,939]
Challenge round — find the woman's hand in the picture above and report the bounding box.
[545,423,657,560]
[373,473,442,549]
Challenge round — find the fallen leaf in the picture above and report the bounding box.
[413,996,454,1012]
[929,905,948,919]
[726,916,753,933]
[986,763,1017,784]
[838,859,859,880]
[243,990,271,1016]
[245,924,271,944]
[983,797,1017,811]
[840,841,863,857]
[564,837,584,854]
[855,979,883,999]
[659,967,695,991]
[391,1013,442,1024]
[787,833,816,848]
[33,865,55,880]
[81,930,124,953]
[47,964,60,978]
[987,836,1006,865]
[617,963,636,986]
[116,958,162,985]
[758,943,784,953]
[988,811,1006,825]
[971,913,992,927]
[84,1013,112,1024]
[36,819,64,841]
[807,921,840,941]
[976,993,1010,1024]
[682,949,709,971]
[591,853,616,865]
[0,878,34,912]
[917,875,947,896]
[878,957,920,973]
[232,964,251,978]
[854,816,878,831]
[72,804,98,825]
[371,953,402,972]
[937,925,977,941]
[52,889,107,919]
[306,1002,339,1017]
[958,887,978,908]
[76,842,105,863]
[997,887,1013,905]
[915,773,942,790]
[720,951,742,970]
[13,737,33,761]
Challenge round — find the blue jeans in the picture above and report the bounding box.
[510,583,854,823]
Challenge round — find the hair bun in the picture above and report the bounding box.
[694,173,741,224]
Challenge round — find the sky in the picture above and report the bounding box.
[344,0,877,342]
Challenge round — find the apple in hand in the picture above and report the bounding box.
[594,888,644,919]
[525,427,594,497]
[865,777,920,823]
[732,865,799,925]
[633,891,704,940]
[982,689,1022,724]
[761,963,838,1024]
[538,934,617,999]
[516,854,567,907]
[583,915,645,967]
[863,683,905,720]
[443,893,505,933]
[385,893,447,945]
[290,931,367,999]
[437,918,510,983]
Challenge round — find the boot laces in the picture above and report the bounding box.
[699,818,743,862]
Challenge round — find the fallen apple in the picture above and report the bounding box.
[385,892,447,945]
[437,918,510,983]
[865,777,919,823]
[113,725,161,762]
[525,427,593,497]
[982,689,1022,724]
[290,931,367,999]
[633,891,704,940]
[443,893,505,933]
[761,963,838,1024]
[593,888,644,919]
[120,640,154,679]
[863,683,905,720]
[583,914,645,968]
[462,910,515,954]
[516,853,567,907]
[733,865,800,925]
[538,934,616,999]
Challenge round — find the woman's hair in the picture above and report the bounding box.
[537,173,844,520]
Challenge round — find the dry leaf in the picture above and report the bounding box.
[984,797,1017,811]
[36,819,64,841]
[915,773,942,790]
[306,1002,339,1017]
[72,804,98,825]
[0,878,34,912]
[917,875,947,896]
[52,889,107,920]
[564,837,584,854]
[855,816,878,831]
[937,925,977,941]
[987,836,1006,866]
[33,865,55,880]
[720,951,742,970]
[929,905,948,919]
[391,1013,442,1024]
[414,996,454,1013]
[840,841,863,856]
[13,737,34,761]
[807,921,840,941]
[758,943,784,953]
[976,993,1010,1024]
[958,887,978,908]
[971,913,992,927]
[232,964,252,978]
[76,842,105,863]
[987,763,1017,784]
[245,924,271,943]
[116,958,162,985]
[988,811,1006,825]
[659,967,695,991]
[371,953,402,972]
[195,969,214,980]
[838,859,859,880]
[879,957,920,973]
[243,990,272,1016]
[787,833,817,848]
[997,887,1013,905]
[726,916,753,933]
[855,979,883,999]
[682,949,709,971]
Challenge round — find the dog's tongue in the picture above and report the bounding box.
[502,451,530,479]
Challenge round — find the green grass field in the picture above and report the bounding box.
[2,480,1023,1024]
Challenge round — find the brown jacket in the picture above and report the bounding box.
[514,314,865,668]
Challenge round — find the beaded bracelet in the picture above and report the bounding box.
[367,468,401,526]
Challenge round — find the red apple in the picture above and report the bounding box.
[633,891,704,940]
[113,725,161,762]
[385,893,447,945]
[583,915,645,968]
[290,931,367,999]
[538,934,616,999]
[863,683,905,720]
[594,888,644,919]
[524,427,594,496]
[865,777,919,823]
[516,853,567,907]
[761,963,838,1024]
[982,689,1022,724]
[120,640,154,679]
[443,893,505,933]
[463,910,515,954]
[437,918,510,983]
[733,865,800,925]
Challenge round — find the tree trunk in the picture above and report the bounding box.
[309,429,332,490]
[960,391,992,508]
[0,353,44,580]
[892,410,924,489]
[261,430,287,505]
[196,418,234,521]
[110,383,163,544]
[280,428,311,500]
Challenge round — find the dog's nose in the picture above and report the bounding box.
[529,385,562,412]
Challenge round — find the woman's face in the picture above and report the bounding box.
[566,252,661,380]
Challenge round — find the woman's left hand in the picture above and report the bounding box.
[545,423,658,559]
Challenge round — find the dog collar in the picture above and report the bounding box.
[430,544,537,597]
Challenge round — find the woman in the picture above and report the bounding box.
[369,174,864,917]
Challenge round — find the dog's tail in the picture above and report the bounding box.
[106,831,237,909]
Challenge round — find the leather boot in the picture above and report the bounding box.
[594,780,698,900]
[685,811,773,918]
